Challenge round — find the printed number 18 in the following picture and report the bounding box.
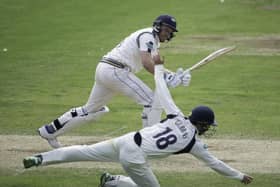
[153,127,177,149]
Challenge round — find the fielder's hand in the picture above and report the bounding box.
[241,175,253,185]
[181,69,191,87]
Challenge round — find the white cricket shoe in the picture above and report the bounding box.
[38,125,62,149]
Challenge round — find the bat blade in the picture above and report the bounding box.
[187,46,236,72]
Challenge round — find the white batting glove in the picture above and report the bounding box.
[164,68,183,88]
[181,69,191,87]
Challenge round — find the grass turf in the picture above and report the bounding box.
[0,0,279,186]
[0,168,279,187]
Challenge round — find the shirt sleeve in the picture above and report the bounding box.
[190,139,244,181]
[138,33,156,53]
[154,64,182,115]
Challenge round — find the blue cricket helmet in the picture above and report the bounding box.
[189,106,217,126]
[153,14,178,32]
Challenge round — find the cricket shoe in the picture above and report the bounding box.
[99,173,117,187]
[38,125,62,149]
[23,155,42,169]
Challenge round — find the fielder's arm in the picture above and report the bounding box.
[190,139,253,184]
[154,63,182,116]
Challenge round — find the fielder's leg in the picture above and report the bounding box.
[121,162,160,187]
[25,140,119,167]
[100,173,138,187]
[23,139,120,169]
[115,133,160,187]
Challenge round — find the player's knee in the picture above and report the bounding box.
[85,106,110,121]
[83,103,109,113]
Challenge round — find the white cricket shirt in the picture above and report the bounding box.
[104,28,160,73]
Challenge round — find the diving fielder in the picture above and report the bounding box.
[38,14,191,148]
[23,59,253,187]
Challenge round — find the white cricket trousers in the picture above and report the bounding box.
[49,62,160,138]
[40,133,160,187]
[86,62,154,113]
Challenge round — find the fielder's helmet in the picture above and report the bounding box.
[189,105,217,126]
[189,106,217,135]
[153,14,178,33]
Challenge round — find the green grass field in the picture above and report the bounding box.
[0,0,279,186]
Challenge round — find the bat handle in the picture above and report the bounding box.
[183,68,191,74]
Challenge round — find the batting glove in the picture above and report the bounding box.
[181,69,191,87]
[164,68,184,88]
